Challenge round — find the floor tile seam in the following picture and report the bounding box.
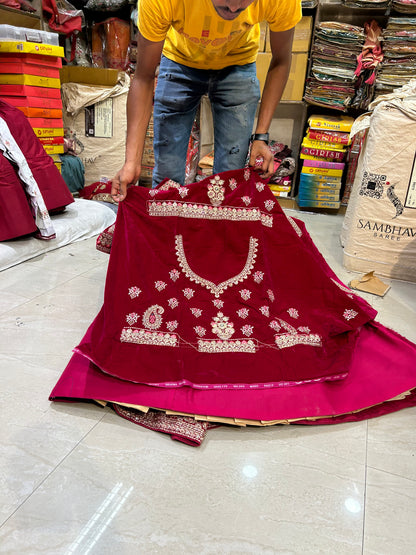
[0,272,95,321]
[0,413,108,530]
[364,464,416,484]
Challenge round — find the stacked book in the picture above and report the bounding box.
[298,114,354,210]
[0,25,65,172]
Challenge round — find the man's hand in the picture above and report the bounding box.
[111,162,141,202]
[249,140,274,178]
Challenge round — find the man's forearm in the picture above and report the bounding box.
[124,74,155,166]
[255,57,291,135]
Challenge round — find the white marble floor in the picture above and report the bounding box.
[0,210,415,555]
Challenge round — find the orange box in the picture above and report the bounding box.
[28,117,63,128]
[16,106,63,118]
[0,94,63,109]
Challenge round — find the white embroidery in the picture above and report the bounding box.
[121,328,177,347]
[149,189,158,197]
[169,269,180,282]
[298,326,311,333]
[256,182,265,192]
[244,168,251,180]
[241,196,251,206]
[269,320,281,332]
[194,326,206,337]
[237,308,249,319]
[142,305,164,329]
[191,308,202,318]
[148,200,273,227]
[198,339,256,353]
[260,306,270,317]
[128,286,142,299]
[241,324,254,337]
[287,215,302,237]
[287,308,299,319]
[166,320,178,331]
[264,199,275,211]
[179,187,189,198]
[208,176,225,206]
[211,312,235,340]
[240,289,251,301]
[275,333,322,349]
[213,299,224,309]
[183,288,195,299]
[168,297,179,309]
[229,178,237,190]
[126,312,139,325]
[175,235,258,298]
[267,289,275,302]
[155,280,167,291]
[343,309,358,320]
[253,271,264,284]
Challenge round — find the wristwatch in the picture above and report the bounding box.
[250,133,269,144]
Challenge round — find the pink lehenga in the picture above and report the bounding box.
[49,168,416,446]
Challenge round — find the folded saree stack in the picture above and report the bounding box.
[304,22,364,111]
[50,168,416,445]
[376,17,416,95]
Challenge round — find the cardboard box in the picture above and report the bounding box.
[28,117,63,128]
[60,66,119,87]
[257,52,308,101]
[33,127,64,138]
[42,144,65,155]
[17,106,63,118]
[265,16,312,53]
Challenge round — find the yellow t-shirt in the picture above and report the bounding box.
[138,0,302,70]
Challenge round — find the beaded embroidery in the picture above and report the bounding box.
[253,271,264,284]
[229,178,237,190]
[121,327,178,347]
[260,306,270,317]
[256,182,266,192]
[126,312,139,325]
[175,235,258,298]
[166,320,178,331]
[275,333,322,349]
[191,308,203,318]
[207,176,225,206]
[211,312,235,340]
[198,338,256,353]
[194,326,206,337]
[343,309,358,321]
[240,289,251,301]
[128,286,142,299]
[168,297,179,309]
[182,288,195,299]
[213,299,224,309]
[241,324,254,337]
[155,281,167,292]
[142,305,164,330]
[267,289,275,302]
[264,200,275,211]
[148,200,273,227]
[241,196,251,206]
[287,308,299,319]
[169,269,180,282]
[286,215,303,237]
[237,308,249,319]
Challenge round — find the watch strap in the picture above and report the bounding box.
[251,133,269,144]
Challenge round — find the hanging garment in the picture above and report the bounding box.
[50,168,416,444]
[0,100,74,241]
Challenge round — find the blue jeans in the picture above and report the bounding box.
[152,55,260,187]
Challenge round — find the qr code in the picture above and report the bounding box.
[359,171,386,199]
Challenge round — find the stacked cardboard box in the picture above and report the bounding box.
[0,26,65,172]
[298,114,354,210]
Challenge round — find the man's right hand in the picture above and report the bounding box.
[111,162,141,202]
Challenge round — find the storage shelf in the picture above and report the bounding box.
[0,5,42,29]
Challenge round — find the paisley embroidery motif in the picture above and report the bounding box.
[175,235,258,298]
[142,305,164,330]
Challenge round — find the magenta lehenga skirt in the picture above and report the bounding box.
[49,168,416,446]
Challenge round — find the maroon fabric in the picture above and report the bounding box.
[75,168,376,388]
[0,99,73,241]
